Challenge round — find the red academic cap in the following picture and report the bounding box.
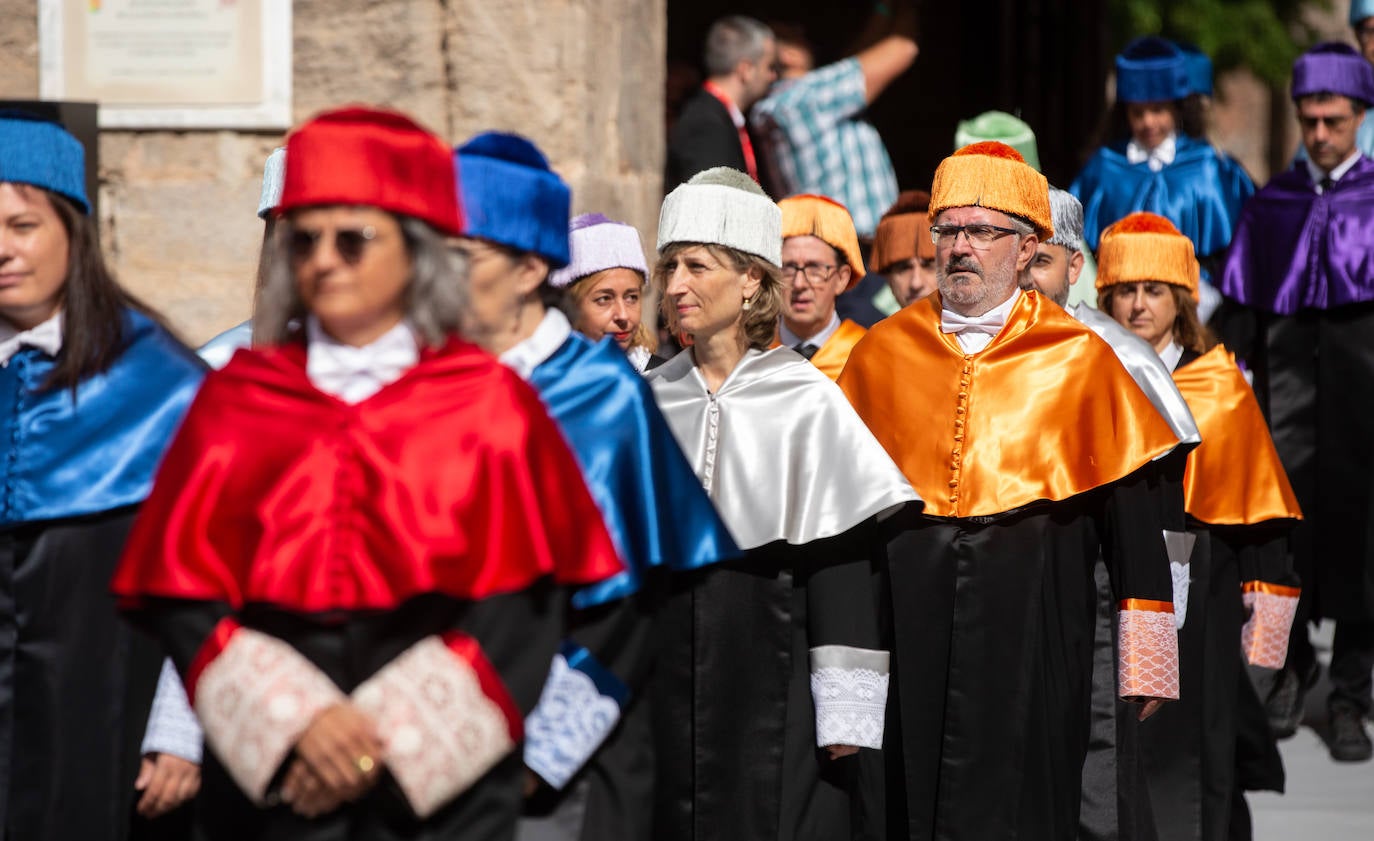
[278,105,464,236]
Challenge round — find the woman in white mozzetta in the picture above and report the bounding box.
[549,212,667,373]
[644,167,921,841]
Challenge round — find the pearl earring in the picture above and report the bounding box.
[742,297,752,311]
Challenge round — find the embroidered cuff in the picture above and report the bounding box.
[1170,561,1191,630]
[524,642,629,790]
[1163,530,1196,631]
[352,633,519,819]
[141,658,204,764]
[1241,582,1301,670]
[192,627,344,803]
[1117,600,1180,700]
[809,645,889,749]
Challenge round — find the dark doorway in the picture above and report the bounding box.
[668,1,1111,191]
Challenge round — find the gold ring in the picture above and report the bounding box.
[356,754,375,773]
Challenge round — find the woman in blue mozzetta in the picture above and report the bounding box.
[1071,36,1254,316]
[450,132,738,841]
[0,112,205,840]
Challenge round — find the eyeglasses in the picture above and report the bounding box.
[780,262,837,283]
[929,224,1021,250]
[1358,23,1374,42]
[289,226,378,264]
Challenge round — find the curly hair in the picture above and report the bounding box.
[652,242,782,350]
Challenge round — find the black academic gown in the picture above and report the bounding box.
[1085,348,1295,841]
[1080,445,1191,841]
[883,466,1173,841]
[1133,349,1293,841]
[0,511,163,839]
[0,311,204,841]
[653,530,886,841]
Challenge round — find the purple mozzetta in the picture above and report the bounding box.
[1221,156,1374,314]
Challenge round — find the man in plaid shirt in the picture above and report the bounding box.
[751,7,919,240]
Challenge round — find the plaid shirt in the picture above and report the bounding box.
[752,57,899,238]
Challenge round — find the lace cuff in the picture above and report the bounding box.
[141,658,204,764]
[1163,530,1196,630]
[352,633,519,818]
[1117,600,1180,700]
[809,645,889,749]
[1241,582,1300,669]
[192,626,344,803]
[524,642,629,789]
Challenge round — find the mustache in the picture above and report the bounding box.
[943,257,983,278]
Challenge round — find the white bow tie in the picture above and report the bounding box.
[306,319,417,404]
[1126,137,1176,173]
[940,309,1005,337]
[0,313,64,365]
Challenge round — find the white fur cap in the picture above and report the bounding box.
[656,168,781,267]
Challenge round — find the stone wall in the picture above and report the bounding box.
[0,0,666,345]
[1208,1,1354,184]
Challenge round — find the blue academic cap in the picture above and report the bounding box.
[0,112,90,213]
[1115,37,1190,104]
[455,132,571,268]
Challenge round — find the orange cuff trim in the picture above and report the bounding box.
[1118,598,1174,614]
[185,616,242,703]
[1241,581,1301,599]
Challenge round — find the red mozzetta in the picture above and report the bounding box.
[111,338,624,614]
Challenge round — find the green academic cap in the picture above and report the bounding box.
[953,111,1041,172]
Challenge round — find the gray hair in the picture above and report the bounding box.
[253,213,469,347]
[703,16,773,77]
[1046,187,1084,251]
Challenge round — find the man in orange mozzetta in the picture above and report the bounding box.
[776,194,869,380]
[838,141,1184,841]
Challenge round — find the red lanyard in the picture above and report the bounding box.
[702,82,759,182]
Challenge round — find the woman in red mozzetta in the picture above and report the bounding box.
[111,106,623,840]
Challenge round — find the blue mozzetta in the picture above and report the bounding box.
[1115,37,1190,104]
[0,309,205,525]
[0,114,90,213]
[1070,134,1255,255]
[456,132,572,266]
[525,331,738,610]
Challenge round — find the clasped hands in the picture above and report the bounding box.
[279,702,384,818]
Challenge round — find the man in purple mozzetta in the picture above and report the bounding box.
[1220,42,1374,763]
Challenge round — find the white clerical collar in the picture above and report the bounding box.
[626,344,653,374]
[499,308,572,381]
[1126,133,1177,172]
[1305,149,1363,194]
[778,311,841,352]
[1158,341,1184,371]
[306,315,418,404]
[0,310,63,365]
[941,289,1021,354]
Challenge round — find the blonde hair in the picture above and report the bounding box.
[565,267,658,353]
[652,242,782,350]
